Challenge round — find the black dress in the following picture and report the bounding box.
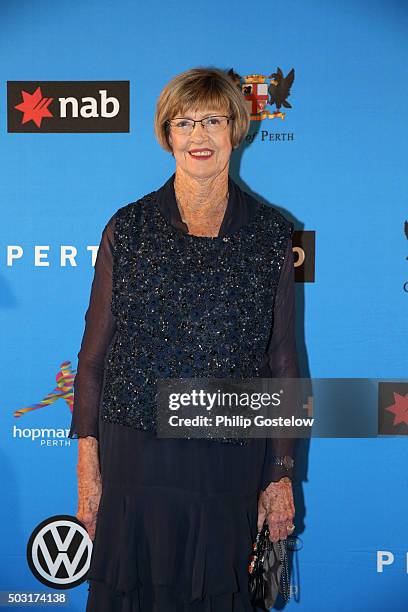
[68,173,299,612]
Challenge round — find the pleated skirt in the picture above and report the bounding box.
[85,419,268,611]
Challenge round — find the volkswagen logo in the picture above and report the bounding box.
[27,515,92,589]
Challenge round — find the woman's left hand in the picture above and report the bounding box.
[257,476,295,542]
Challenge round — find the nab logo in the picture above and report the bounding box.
[14,87,53,127]
[7,81,129,132]
[378,382,408,435]
[27,515,92,588]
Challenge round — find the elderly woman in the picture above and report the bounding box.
[69,66,298,612]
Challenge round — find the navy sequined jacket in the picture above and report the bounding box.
[68,173,299,483]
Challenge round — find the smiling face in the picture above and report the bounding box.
[168,107,233,180]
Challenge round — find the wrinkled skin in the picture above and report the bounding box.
[77,479,101,541]
[168,105,232,238]
[76,437,102,540]
[257,476,295,542]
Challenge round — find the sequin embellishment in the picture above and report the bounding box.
[101,190,293,444]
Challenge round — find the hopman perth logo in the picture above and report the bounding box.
[228,67,295,143]
[11,360,76,444]
[7,81,129,132]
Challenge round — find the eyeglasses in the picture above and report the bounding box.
[166,115,233,135]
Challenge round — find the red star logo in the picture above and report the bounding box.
[14,86,53,128]
[385,392,408,427]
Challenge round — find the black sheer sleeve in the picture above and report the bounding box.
[68,214,117,440]
[260,236,299,488]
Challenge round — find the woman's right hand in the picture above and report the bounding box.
[77,479,102,540]
[76,436,102,540]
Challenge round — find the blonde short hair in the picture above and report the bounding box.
[154,67,250,153]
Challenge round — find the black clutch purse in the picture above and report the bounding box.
[248,522,291,610]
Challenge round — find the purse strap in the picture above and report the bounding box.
[276,539,291,602]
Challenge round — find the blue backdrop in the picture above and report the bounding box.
[1,0,407,610]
